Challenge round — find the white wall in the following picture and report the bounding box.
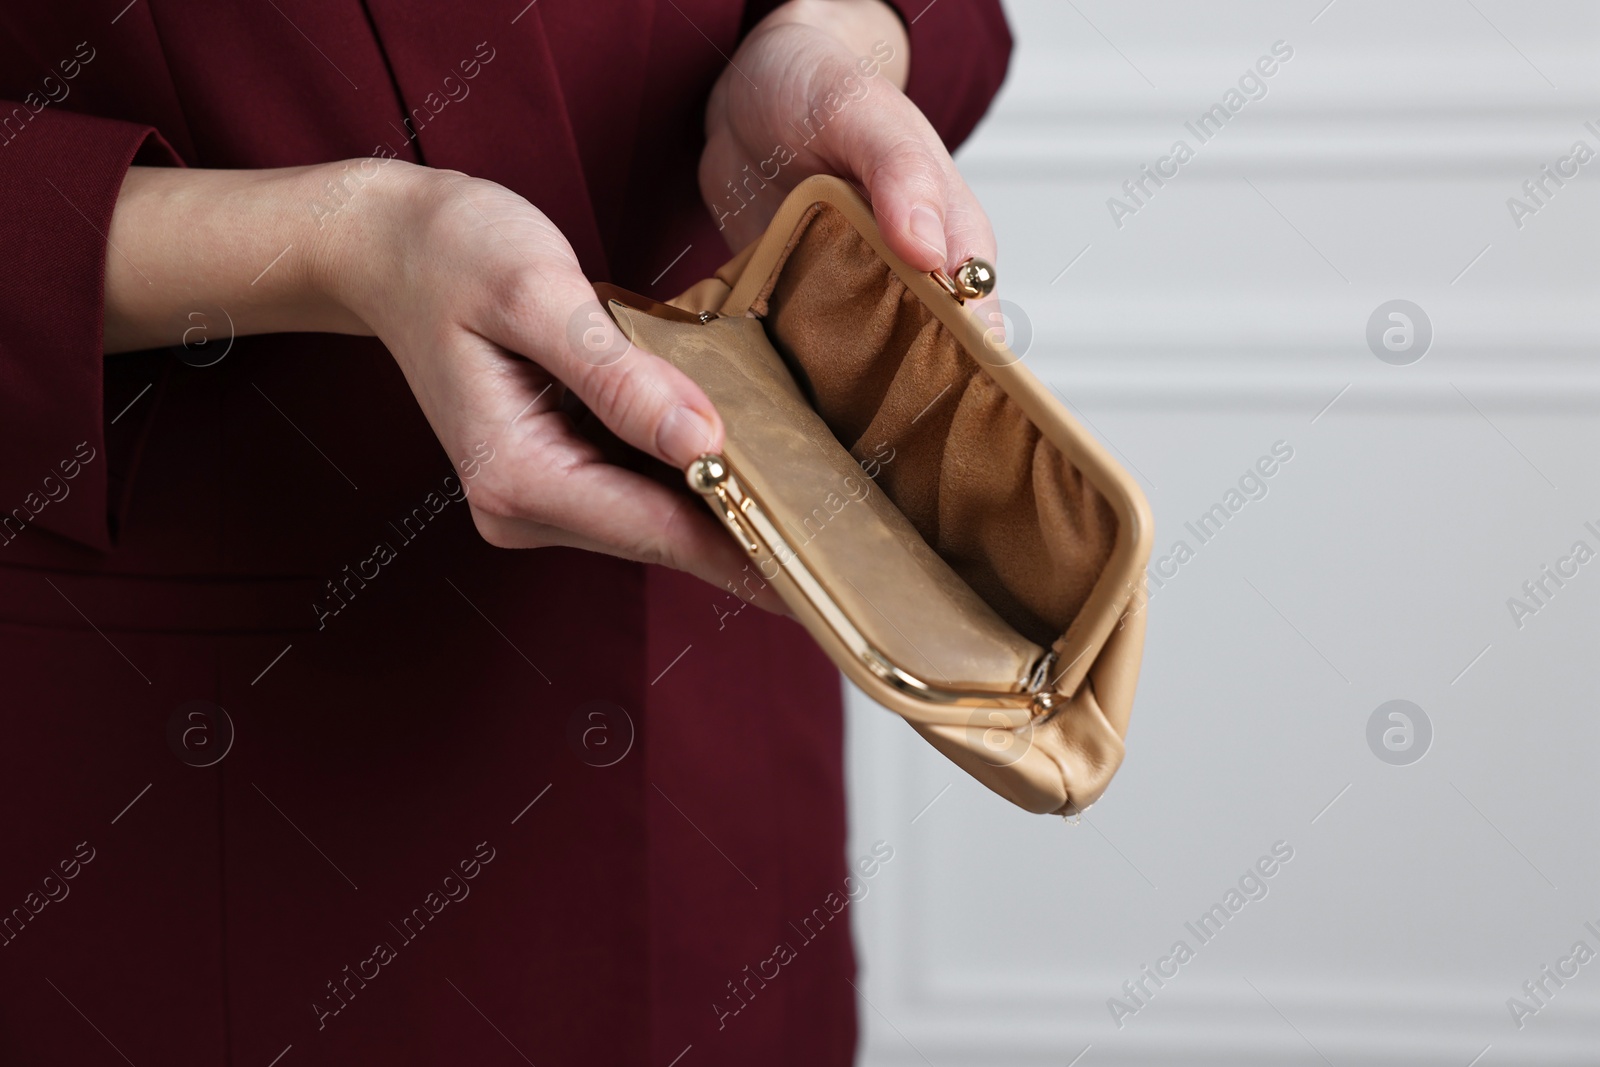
[846,2,1600,1064]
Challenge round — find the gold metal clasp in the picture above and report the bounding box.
[930,257,997,304]
[684,452,1065,726]
[686,454,759,554]
[593,282,718,325]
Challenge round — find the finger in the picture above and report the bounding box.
[490,266,725,470]
[937,178,1000,275]
[832,91,998,274]
[473,445,789,614]
[488,512,792,618]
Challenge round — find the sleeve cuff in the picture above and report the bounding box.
[0,106,183,553]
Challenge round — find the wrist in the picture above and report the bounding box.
[759,0,909,89]
[106,163,378,352]
[302,156,431,338]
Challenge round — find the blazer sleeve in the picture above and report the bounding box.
[741,0,1014,151]
[876,0,1013,150]
[0,104,182,553]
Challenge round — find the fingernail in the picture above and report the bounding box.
[909,204,946,265]
[658,406,717,467]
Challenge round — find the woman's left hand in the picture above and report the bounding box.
[701,0,996,275]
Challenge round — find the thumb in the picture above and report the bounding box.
[536,279,725,470]
[835,93,997,275]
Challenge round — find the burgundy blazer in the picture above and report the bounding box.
[0,3,1010,1065]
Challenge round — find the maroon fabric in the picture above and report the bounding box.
[854,0,1015,150]
[0,2,1010,1065]
[739,0,1013,151]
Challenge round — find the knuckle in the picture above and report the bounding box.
[470,505,556,551]
[865,144,944,202]
[891,142,946,188]
[631,495,698,573]
[493,268,546,330]
[470,509,521,548]
[467,477,531,524]
[576,363,654,437]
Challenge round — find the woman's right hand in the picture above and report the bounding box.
[108,159,776,608]
[324,162,777,602]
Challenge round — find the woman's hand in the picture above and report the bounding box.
[107,161,779,608]
[702,0,996,273]
[330,164,783,601]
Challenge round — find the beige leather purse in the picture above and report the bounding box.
[599,176,1152,815]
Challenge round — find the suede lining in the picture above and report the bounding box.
[753,204,1119,648]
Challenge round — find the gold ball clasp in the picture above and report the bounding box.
[953,257,996,300]
[685,453,729,494]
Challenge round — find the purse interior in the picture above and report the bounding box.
[749,204,1119,651]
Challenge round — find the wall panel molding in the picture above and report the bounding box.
[848,8,1600,1064]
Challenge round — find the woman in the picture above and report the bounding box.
[0,1,1009,1063]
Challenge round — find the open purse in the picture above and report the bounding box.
[598,176,1152,815]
